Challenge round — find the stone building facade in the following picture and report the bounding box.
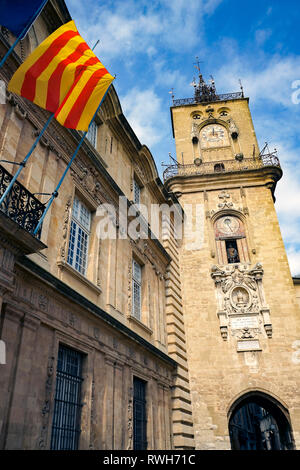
[0,0,299,451]
[0,0,194,450]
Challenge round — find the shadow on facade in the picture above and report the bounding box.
[228,391,295,450]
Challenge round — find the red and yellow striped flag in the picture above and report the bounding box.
[8,20,114,131]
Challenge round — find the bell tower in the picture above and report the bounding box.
[165,71,300,450]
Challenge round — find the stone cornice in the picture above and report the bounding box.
[165,166,282,199]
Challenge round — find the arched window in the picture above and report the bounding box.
[214,215,250,264]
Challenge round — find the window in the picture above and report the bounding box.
[50,345,83,450]
[214,215,250,264]
[214,163,225,173]
[67,197,91,276]
[132,259,142,319]
[225,239,240,263]
[86,121,97,148]
[133,377,147,450]
[133,178,141,205]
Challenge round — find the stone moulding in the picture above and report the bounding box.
[211,262,272,347]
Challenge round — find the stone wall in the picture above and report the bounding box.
[0,255,175,449]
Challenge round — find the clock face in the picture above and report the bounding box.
[216,216,240,236]
[200,124,229,148]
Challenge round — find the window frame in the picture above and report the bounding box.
[214,214,250,265]
[86,121,98,148]
[132,259,142,320]
[67,196,91,276]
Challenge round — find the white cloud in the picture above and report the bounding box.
[255,28,272,46]
[121,88,167,147]
[216,55,300,107]
[286,247,300,276]
[266,6,273,16]
[153,60,188,91]
[65,0,300,275]
[66,0,224,58]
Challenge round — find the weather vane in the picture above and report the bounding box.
[239,79,244,97]
[168,88,175,103]
[193,56,203,74]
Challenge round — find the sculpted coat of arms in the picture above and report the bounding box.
[211,263,272,346]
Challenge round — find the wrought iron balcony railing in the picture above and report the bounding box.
[0,164,45,237]
[172,92,244,107]
[163,153,281,182]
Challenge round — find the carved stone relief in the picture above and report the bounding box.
[127,259,132,316]
[59,196,72,262]
[89,377,95,449]
[211,262,272,348]
[127,389,133,450]
[227,118,239,139]
[133,162,146,186]
[218,190,233,209]
[38,355,55,449]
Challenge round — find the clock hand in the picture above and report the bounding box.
[224,219,233,231]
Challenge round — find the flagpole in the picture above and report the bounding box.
[0,0,48,70]
[0,112,54,206]
[0,37,99,207]
[33,84,113,236]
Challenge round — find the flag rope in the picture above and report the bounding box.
[33,83,113,236]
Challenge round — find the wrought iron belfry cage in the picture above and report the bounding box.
[172,92,244,107]
[163,150,281,182]
[0,164,45,237]
[172,67,244,107]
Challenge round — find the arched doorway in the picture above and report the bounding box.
[228,392,295,450]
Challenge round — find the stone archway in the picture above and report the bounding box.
[228,391,295,450]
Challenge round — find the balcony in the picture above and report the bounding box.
[163,153,281,183]
[172,92,244,108]
[0,164,47,254]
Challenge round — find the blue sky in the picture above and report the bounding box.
[65,0,300,275]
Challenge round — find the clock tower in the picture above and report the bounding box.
[164,72,300,450]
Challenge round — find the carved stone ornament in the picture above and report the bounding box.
[211,262,272,345]
[227,118,239,139]
[38,355,55,449]
[218,190,233,209]
[59,196,72,261]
